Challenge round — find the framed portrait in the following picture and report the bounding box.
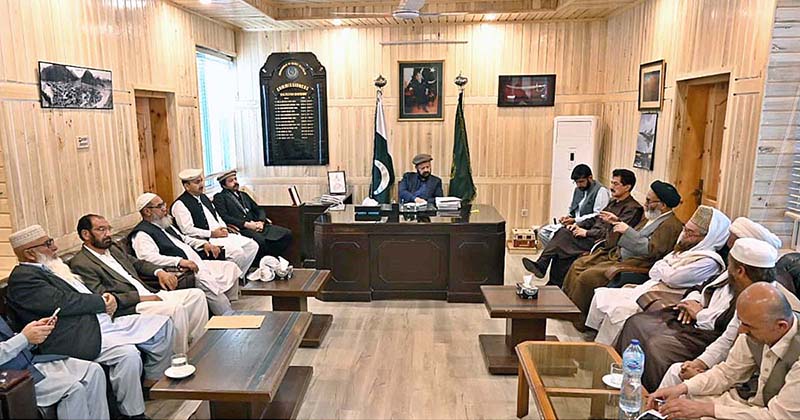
[327,170,347,194]
[38,61,113,109]
[399,61,443,121]
[633,113,658,170]
[638,60,665,110]
[497,74,556,107]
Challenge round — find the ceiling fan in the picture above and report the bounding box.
[331,0,468,20]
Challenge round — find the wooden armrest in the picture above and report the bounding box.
[140,270,196,290]
[0,370,38,419]
[604,265,650,281]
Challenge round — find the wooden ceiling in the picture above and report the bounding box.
[171,0,641,30]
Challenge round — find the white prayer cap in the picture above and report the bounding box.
[729,217,781,250]
[178,168,203,182]
[9,225,47,250]
[729,237,778,268]
[135,193,158,211]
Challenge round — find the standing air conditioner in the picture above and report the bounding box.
[550,116,600,221]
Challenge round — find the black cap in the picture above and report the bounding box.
[650,180,681,208]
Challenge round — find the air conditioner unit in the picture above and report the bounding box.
[550,116,601,221]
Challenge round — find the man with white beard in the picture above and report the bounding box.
[6,225,174,419]
[131,193,241,315]
[171,168,258,277]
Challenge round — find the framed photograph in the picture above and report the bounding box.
[633,113,658,170]
[638,60,665,110]
[399,61,443,121]
[327,171,347,194]
[497,74,556,107]
[38,61,113,109]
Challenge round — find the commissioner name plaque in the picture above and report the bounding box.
[260,52,329,166]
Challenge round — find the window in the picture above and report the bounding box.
[196,49,236,177]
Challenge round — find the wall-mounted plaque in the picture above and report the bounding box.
[260,52,329,166]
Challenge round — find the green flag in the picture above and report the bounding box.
[370,91,395,203]
[449,91,476,202]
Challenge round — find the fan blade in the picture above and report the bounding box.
[399,0,426,12]
[331,11,392,17]
[418,11,469,17]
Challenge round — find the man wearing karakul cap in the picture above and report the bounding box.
[398,154,443,204]
[562,180,684,324]
[212,170,293,262]
[617,236,787,391]
[130,192,241,315]
[586,205,732,344]
[6,224,174,418]
[171,168,259,276]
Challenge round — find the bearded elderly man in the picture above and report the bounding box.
[398,154,443,204]
[212,170,293,261]
[586,205,731,344]
[6,225,174,419]
[171,168,259,276]
[68,214,208,354]
[562,180,683,322]
[647,283,800,420]
[131,193,241,315]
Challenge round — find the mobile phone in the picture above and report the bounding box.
[47,308,61,325]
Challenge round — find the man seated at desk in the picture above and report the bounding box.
[399,154,443,204]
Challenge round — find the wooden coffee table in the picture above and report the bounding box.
[150,311,312,420]
[479,285,581,375]
[516,341,641,419]
[242,269,333,348]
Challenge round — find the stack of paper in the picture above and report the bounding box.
[435,197,462,210]
[321,194,346,205]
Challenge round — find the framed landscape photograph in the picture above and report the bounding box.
[399,61,443,121]
[633,113,658,170]
[38,61,113,109]
[638,60,665,110]
[497,74,556,107]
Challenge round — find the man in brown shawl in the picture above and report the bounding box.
[562,180,684,323]
[522,169,643,287]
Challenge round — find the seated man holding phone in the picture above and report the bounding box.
[0,311,109,419]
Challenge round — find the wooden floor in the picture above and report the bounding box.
[147,249,586,420]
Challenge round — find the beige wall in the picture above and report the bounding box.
[234,21,607,234]
[599,0,779,234]
[0,0,235,275]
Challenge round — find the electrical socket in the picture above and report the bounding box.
[521,208,529,217]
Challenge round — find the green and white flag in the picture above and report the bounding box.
[449,91,476,202]
[370,91,395,203]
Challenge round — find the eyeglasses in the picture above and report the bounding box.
[645,199,662,205]
[147,203,167,209]
[23,238,54,251]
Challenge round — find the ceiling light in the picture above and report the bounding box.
[332,19,343,26]
[199,0,212,4]
[484,13,497,21]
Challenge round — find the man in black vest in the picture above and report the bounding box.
[171,168,258,276]
[212,170,292,261]
[0,314,108,419]
[647,282,800,419]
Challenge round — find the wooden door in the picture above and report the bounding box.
[700,82,729,209]
[135,95,174,200]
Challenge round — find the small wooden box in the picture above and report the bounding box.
[512,228,536,248]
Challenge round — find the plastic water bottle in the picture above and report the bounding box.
[619,339,645,419]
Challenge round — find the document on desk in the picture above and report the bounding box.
[205,315,265,329]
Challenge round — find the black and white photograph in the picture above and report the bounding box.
[38,61,113,109]
[633,113,658,170]
[497,74,556,107]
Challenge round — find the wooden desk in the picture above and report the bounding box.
[241,269,333,348]
[150,311,312,420]
[314,204,505,302]
[516,342,626,419]
[479,286,581,375]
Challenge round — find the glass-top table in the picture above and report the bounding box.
[516,341,632,420]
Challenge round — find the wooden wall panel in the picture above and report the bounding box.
[233,21,607,236]
[598,0,777,231]
[0,0,234,275]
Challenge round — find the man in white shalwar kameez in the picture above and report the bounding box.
[171,168,258,276]
[132,193,241,315]
[587,205,731,344]
[7,225,174,418]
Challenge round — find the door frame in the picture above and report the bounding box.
[134,88,179,200]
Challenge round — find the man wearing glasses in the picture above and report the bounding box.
[561,180,684,327]
[130,193,241,315]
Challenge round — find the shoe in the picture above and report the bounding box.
[522,257,545,278]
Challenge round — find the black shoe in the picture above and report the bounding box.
[522,257,545,278]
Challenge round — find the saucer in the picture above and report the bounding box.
[165,364,196,379]
[602,373,622,389]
